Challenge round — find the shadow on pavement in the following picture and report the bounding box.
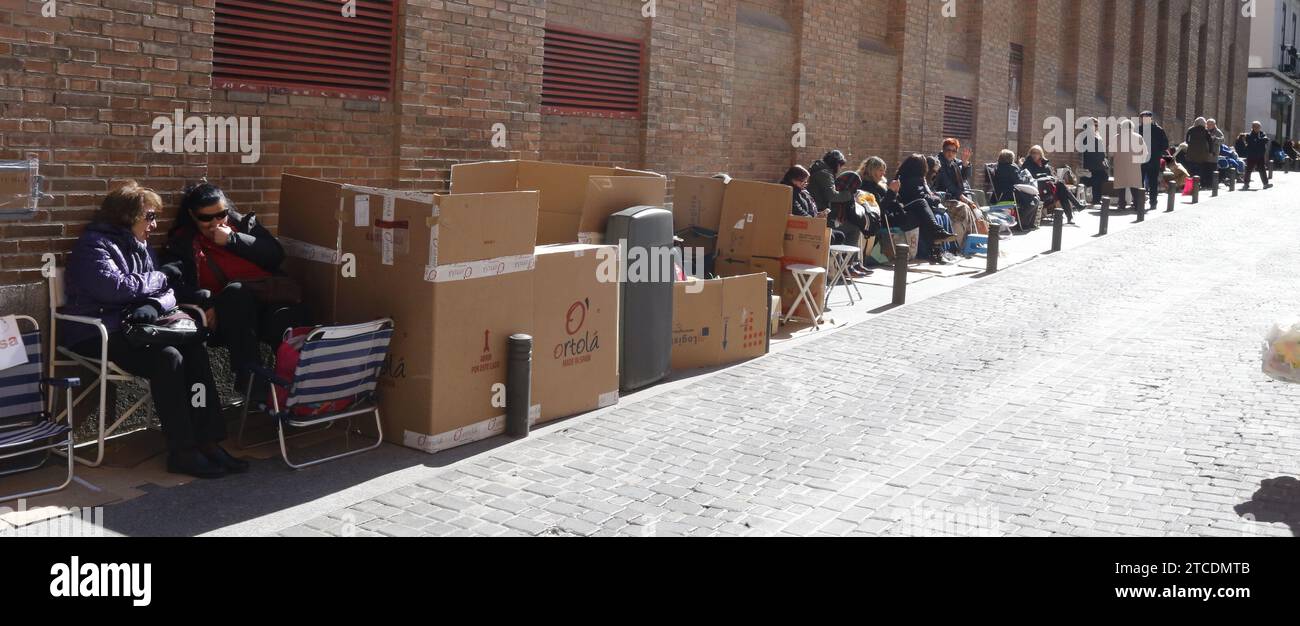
[1234,476,1300,537]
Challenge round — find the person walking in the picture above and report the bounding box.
[1243,121,1272,189]
[1205,118,1225,187]
[1184,117,1214,190]
[1081,118,1108,206]
[1138,111,1170,212]
[1111,119,1146,209]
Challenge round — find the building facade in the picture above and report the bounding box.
[0,0,1252,316]
[1246,0,1299,142]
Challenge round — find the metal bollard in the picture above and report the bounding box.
[506,334,532,438]
[1099,197,1110,236]
[1227,171,1236,191]
[1166,181,1177,212]
[986,229,999,274]
[1135,191,1145,222]
[1210,171,1218,197]
[891,244,909,305]
[1050,207,1064,252]
[1192,176,1200,204]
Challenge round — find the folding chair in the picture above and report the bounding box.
[238,319,393,469]
[47,269,207,467]
[1,315,80,503]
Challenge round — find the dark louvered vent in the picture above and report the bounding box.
[214,0,396,98]
[943,96,974,139]
[542,25,644,118]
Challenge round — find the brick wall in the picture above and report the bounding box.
[1,0,1256,318]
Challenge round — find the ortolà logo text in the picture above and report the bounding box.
[49,556,152,607]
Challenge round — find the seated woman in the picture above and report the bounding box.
[896,154,960,265]
[923,156,961,260]
[992,149,1042,228]
[61,181,243,479]
[163,183,309,400]
[781,165,828,219]
[1021,145,1084,224]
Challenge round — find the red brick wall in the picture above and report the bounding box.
[731,0,795,182]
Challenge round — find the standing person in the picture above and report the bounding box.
[1184,117,1214,189]
[163,183,309,400]
[781,165,829,219]
[1081,117,1108,206]
[1138,111,1170,212]
[61,181,241,479]
[1110,119,1146,209]
[1243,121,1272,189]
[808,150,851,213]
[1205,118,1225,187]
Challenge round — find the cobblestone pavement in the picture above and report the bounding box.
[279,179,1300,537]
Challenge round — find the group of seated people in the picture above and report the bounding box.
[60,181,307,479]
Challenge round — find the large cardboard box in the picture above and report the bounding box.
[671,273,769,370]
[450,160,665,245]
[715,180,791,260]
[671,175,727,256]
[277,174,541,454]
[531,243,620,423]
[715,255,781,281]
[779,215,832,320]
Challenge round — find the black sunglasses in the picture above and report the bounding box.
[193,209,229,222]
[143,211,158,222]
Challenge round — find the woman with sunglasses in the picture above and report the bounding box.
[163,183,307,402]
[61,181,239,479]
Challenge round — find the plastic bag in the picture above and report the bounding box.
[1262,319,1300,383]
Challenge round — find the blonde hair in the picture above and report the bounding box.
[859,156,887,180]
[1025,145,1045,161]
[95,180,163,229]
[998,149,1016,165]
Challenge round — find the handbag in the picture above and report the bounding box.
[203,251,302,306]
[121,308,203,348]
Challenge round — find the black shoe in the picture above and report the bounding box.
[929,249,950,265]
[199,443,250,474]
[167,448,227,479]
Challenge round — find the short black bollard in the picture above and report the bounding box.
[1099,197,1110,235]
[1050,207,1064,252]
[1166,181,1177,212]
[891,244,909,305]
[1227,171,1236,191]
[1135,191,1146,222]
[506,333,532,438]
[1191,176,1200,204]
[986,230,999,274]
[1210,171,1218,197]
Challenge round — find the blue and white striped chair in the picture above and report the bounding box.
[238,319,393,469]
[1,316,80,503]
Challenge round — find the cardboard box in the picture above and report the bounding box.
[671,273,769,370]
[276,174,541,454]
[671,175,727,256]
[715,255,781,281]
[715,179,791,260]
[779,216,832,320]
[450,160,665,246]
[531,243,620,423]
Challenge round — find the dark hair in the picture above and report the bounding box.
[822,150,847,168]
[94,180,162,229]
[170,182,233,236]
[780,165,810,186]
[896,154,927,180]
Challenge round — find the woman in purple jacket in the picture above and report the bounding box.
[62,181,245,479]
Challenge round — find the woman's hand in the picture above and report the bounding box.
[817,209,830,218]
[212,224,233,246]
[962,147,973,162]
[888,180,901,193]
[204,308,218,331]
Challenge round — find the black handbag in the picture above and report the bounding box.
[121,308,203,348]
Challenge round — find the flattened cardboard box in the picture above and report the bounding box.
[450,160,665,245]
[780,216,831,320]
[277,174,541,454]
[715,179,790,260]
[532,243,620,423]
[671,273,769,370]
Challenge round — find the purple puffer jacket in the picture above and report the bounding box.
[60,222,177,348]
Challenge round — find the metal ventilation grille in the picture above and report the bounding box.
[542,25,644,118]
[943,96,975,139]
[214,0,396,97]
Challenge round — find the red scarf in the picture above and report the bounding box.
[193,224,271,292]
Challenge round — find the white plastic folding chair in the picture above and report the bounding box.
[1,316,79,503]
[826,244,863,307]
[46,269,206,467]
[238,319,393,469]
[782,264,825,330]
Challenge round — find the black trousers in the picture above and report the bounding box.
[1088,169,1107,206]
[74,333,225,452]
[1244,157,1269,187]
[212,282,310,389]
[1141,162,1162,207]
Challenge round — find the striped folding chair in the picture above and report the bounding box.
[1,315,80,503]
[238,319,393,469]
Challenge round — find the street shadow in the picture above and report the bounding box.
[1234,476,1300,537]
